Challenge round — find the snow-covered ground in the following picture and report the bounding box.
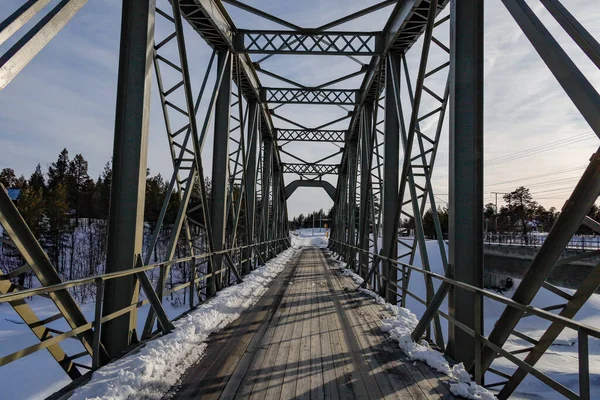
[289,228,330,248]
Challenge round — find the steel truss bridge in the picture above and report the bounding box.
[0,0,599,399]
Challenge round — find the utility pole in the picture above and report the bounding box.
[491,192,510,233]
[312,213,315,236]
[320,211,322,233]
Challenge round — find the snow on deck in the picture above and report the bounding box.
[67,247,298,399]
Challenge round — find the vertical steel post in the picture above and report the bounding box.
[243,101,259,274]
[358,105,373,279]
[383,54,400,303]
[336,165,348,257]
[447,0,484,378]
[260,138,273,259]
[579,329,590,400]
[347,138,358,269]
[102,0,155,358]
[209,50,232,294]
[271,166,281,257]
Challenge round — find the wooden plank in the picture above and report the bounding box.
[318,270,341,400]
[295,251,315,400]
[336,276,436,400]
[360,300,449,399]
[324,254,406,400]
[264,258,303,399]
[310,252,326,400]
[325,284,363,398]
[280,253,309,399]
[329,256,452,399]
[169,247,455,400]
[211,251,300,399]
[235,254,300,399]
[320,251,384,399]
[247,255,301,400]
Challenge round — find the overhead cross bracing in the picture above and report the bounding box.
[1,0,600,399]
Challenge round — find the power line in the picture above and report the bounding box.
[484,165,585,187]
[485,130,594,166]
[489,176,581,192]
[433,131,593,180]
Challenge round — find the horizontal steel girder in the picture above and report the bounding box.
[281,163,339,175]
[276,129,345,142]
[284,179,337,201]
[261,88,357,105]
[235,30,381,55]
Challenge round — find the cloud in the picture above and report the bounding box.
[0,0,598,218]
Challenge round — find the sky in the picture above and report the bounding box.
[0,0,599,219]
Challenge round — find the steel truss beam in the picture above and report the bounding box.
[502,0,600,139]
[0,0,51,46]
[446,0,484,376]
[235,30,381,55]
[284,179,336,201]
[276,129,345,142]
[0,185,103,377]
[281,163,339,175]
[242,101,259,274]
[0,0,87,91]
[359,0,450,352]
[143,1,226,336]
[102,0,155,357]
[210,50,233,292]
[261,88,357,105]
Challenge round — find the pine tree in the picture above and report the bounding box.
[68,154,90,223]
[44,182,70,271]
[29,164,46,191]
[48,148,70,190]
[17,187,45,238]
[14,175,28,189]
[0,168,16,187]
[95,162,112,219]
[145,172,166,226]
[503,186,538,236]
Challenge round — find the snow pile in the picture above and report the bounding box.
[290,229,329,248]
[69,247,298,400]
[334,258,496,400]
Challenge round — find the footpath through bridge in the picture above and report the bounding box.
[170,247,454,399]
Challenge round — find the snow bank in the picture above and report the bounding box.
[69,247,298,400]
[333,257,496,400]
[290,229,329,248]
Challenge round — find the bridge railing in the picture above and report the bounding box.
[0,237,290,372]
[330,239,597,400]
[484,233,600,251]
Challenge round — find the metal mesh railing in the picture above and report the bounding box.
[484,233,600,250]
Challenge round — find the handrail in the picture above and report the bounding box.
[330,239,597,400]
[330,239,600,338]
[0,237,290,370]
[0,238,287,303]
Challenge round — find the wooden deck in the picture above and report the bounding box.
[168,247,455,399]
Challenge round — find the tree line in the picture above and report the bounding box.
[289,208,332,230]
[289,186,599,240]
[0,148,181,301]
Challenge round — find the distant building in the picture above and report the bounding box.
[6,188,21,201]
[514,218,542,232]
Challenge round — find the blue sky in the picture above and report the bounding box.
[0,0,598,218]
